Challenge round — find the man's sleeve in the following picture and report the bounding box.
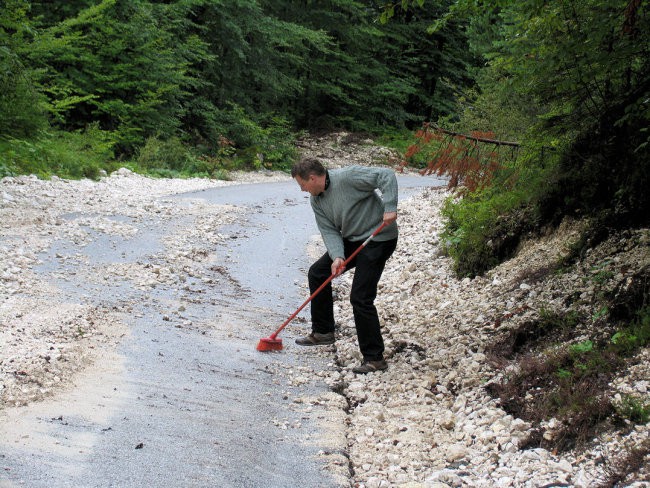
[351,166,398,213]
[376,167,398,213]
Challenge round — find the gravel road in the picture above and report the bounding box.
[0,167,444,487]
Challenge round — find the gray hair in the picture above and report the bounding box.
[291,157,325,179]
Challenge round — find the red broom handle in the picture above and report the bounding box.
[269,222,388,339]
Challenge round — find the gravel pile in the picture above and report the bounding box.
[296,132,399,169]
[303,188,650,487]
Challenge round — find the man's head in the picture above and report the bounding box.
[292,157,327,196]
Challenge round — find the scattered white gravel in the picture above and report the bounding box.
[303,188,649,487]
[0,168,289,407]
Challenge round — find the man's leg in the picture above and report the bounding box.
[295,252,336,345]
[349,239,397,361]
[296,252,335,344]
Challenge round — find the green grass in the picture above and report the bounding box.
[0,121,298,181]
[0,124,116,180]
[376,130,415,156]
[488,301,650,452]
[615,395,650,424]
[610,306,650,355]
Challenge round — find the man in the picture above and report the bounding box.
[291,157,398,374]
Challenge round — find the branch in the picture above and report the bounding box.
[430,125,520,147]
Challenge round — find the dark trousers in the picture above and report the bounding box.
[308,237,398,361]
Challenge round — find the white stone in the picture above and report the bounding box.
[445,444,468,462]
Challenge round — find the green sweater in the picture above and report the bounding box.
[310,165,399,260]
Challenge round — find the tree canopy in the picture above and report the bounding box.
[403,0,650,276]
[1,0,473,163]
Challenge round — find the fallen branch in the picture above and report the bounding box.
[430,124,520,147]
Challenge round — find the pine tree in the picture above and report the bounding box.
[0,0,48,138]
[26,0,208,153]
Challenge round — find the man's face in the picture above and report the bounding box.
[295,174,323,196]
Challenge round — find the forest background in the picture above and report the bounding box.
[1,0,649,277]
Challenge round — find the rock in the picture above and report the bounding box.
[445,444,468,463]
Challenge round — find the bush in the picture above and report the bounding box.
[187,135,236,179]
[194,105,299,171]
[252,116,299,171]
[0,124,116,180]
[610,306,650,356]
[615,395,650,425]
[376,130,414,155]
[440,183,538,277]
[0,48,48,139]
[227,113,299,171]
[137,136,192,172]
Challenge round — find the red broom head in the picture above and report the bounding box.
[256,336,283,352]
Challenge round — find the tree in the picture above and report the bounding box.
[0,0,48,138]
[376,1,476,125]
[395,0,650,276]
[182,0,328,149]
[261,0,477,130]
[26,0,208,153]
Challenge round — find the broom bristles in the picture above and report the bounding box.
[256,337,283,352]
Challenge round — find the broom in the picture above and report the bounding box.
[256,222,388,352]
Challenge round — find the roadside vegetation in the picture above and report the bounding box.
[393,1,650,477]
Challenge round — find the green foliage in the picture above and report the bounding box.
[538,308,581,331]
[1,0,480,177]
[0,0,49,138]
[137,136,193,172]
[492,1,649,139]
[244,115,299,171]
[544,311,650,422]
[569,339,594,356]
[6,0,647,202]
[379,0,425,24]
[615,395,650,425]
[0,124,115,179]
[486,278,649,453]
[440,178,540,276]
[590,262,615,285]
[261,0,474,130]
[490,330,616,451]
[193,136,236,179]
[448,84,538,142]
[25,0,209,154]
[186,0,328,137]
[377,130,418,163]
[610,306,650,355]
[440,192,501,276]
[401,0,650,278]
[0,139,37,178]
[190,105,299,171]
[490,305,650,444]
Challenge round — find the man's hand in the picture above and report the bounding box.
[331,257,345,276]
[383,211,397,225]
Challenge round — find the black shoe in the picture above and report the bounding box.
[352,359,388,374]
[295,332,335,346]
